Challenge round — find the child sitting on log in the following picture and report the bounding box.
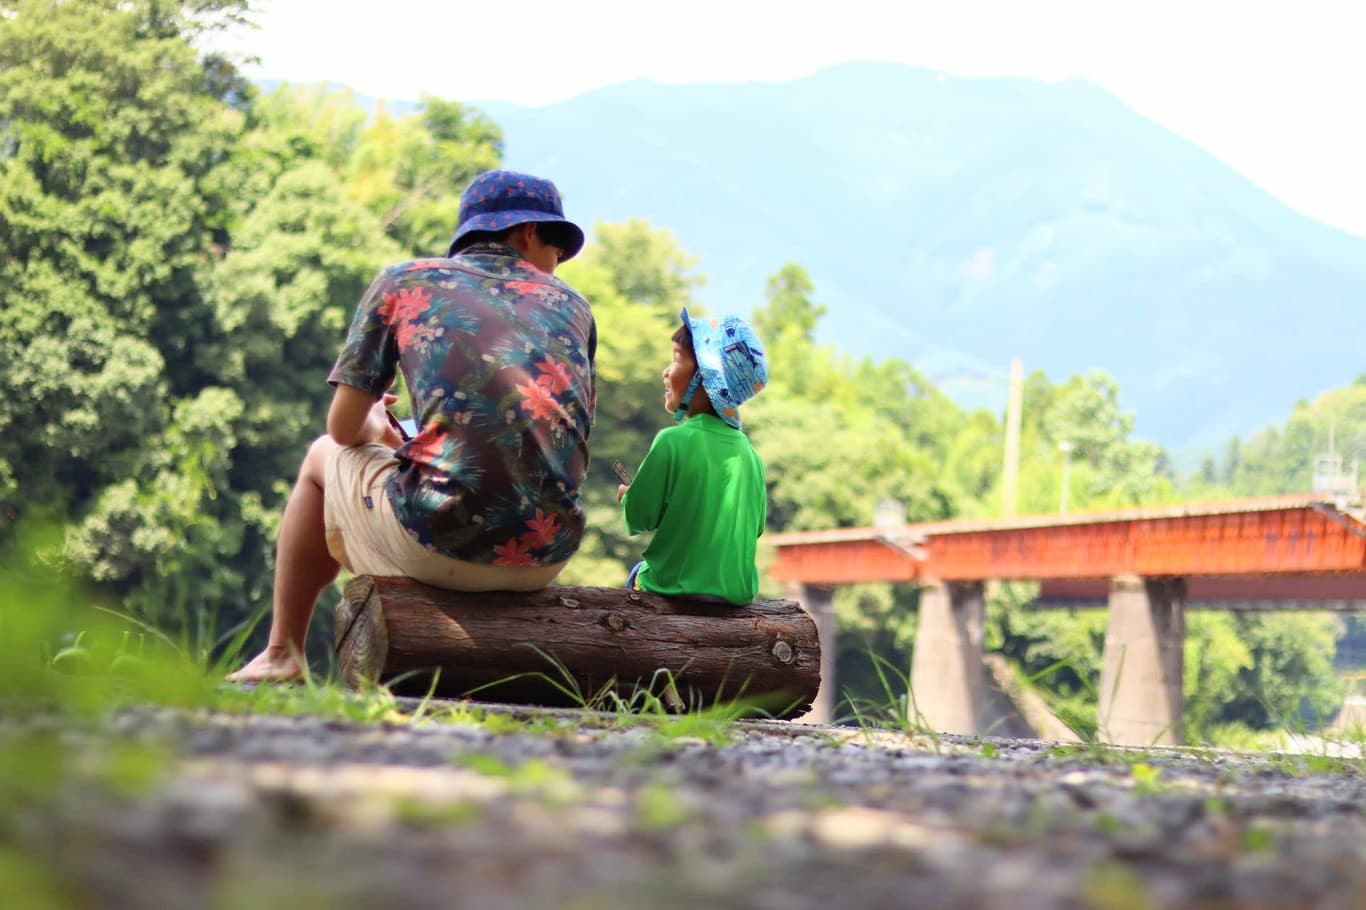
[616,309,768,605]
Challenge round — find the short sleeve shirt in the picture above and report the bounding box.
[329,243,596,567]
[621,414,767,604]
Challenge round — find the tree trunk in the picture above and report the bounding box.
[334,576,820,718]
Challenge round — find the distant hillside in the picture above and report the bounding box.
[466,63,1365,453]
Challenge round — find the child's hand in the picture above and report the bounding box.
[616,483,629,504]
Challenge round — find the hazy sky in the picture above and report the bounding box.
[216,0,1366,238]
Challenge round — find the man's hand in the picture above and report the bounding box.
[616,483,629,504]
[365,392,404,448]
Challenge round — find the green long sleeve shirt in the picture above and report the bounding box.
[622,414,767,605]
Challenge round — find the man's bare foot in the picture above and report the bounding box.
[226,647,305,683]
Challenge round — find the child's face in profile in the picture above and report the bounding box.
[663,341,697,413]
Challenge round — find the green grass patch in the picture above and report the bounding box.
[454,754,580,806]
[635,782,692,830]
[393,796,485,828]
[0,846,73,910]
[1080,860,1158,910]
[838,649,943,749]
[1130,762,1165,796]
[1239,824,1276,853]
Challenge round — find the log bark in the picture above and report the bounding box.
[334,576,821,718]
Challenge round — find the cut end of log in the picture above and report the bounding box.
[335,576,388,690]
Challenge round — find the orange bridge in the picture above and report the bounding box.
[767,495,1366,743]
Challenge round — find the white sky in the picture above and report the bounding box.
[217,0,1366,237]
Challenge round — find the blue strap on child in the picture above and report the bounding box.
[672,372,703,422]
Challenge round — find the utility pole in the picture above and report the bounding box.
[1059,440,1074,515]
[1001,358,1023,518]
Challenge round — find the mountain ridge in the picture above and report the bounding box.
[263,63,1366,453]
[474,62,1365,453]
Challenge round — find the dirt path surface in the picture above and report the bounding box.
[8,700,1365,909]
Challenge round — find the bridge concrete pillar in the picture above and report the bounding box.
[1098,575,1186,746]
[909,580,987,735]
[785,582,837,724]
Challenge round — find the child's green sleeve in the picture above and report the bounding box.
[756,456,767,539]
[621,434,674,534]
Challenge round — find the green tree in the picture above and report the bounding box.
[64,387,253,635]
[940,409,1005,517]
[753,262,825,391]
[0,0,252,522]
[1,4,503,644]
[1221,435,1242,485]
[1221,613,1346,731]
[65,154,406,630]
[1039,370,1166,506]
[1183,612,1254,740]
[1225,384,1366,496]
[585,219,703,313]
[748,395,952,531]
[755,263,823,341]
[985,583,1108,739]
[345,96,502,257]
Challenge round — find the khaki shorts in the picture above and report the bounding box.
[323,443,566,592]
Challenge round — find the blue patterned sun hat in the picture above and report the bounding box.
[447,169,585,260]
[676,308,768,429]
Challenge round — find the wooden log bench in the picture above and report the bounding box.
[334,576,821,718]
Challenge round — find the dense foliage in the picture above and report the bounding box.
[1,0,1356,742]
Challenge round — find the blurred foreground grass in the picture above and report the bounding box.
[2,519,218,894]
[3,516,1362,904]
[0,519,428,905]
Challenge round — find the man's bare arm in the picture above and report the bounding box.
[327,383,401,447]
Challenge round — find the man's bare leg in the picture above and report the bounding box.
[228,436,340,682]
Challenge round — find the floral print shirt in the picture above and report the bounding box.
[329,243,596,566]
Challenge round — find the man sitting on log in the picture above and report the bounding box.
[617,309,768,605]
[230,170,595,683]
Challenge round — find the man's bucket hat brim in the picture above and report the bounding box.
[447,170,585,261]
[680,307,768,429]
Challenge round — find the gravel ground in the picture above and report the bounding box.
[5,699,1365,910]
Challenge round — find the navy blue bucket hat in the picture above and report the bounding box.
[447,169,585,260]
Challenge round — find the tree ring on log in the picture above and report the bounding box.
[604,612,628,632]
[771,639,795,664]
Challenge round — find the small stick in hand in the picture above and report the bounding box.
[612,460,632,504]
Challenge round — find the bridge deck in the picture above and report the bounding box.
[769,494,1366,585]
